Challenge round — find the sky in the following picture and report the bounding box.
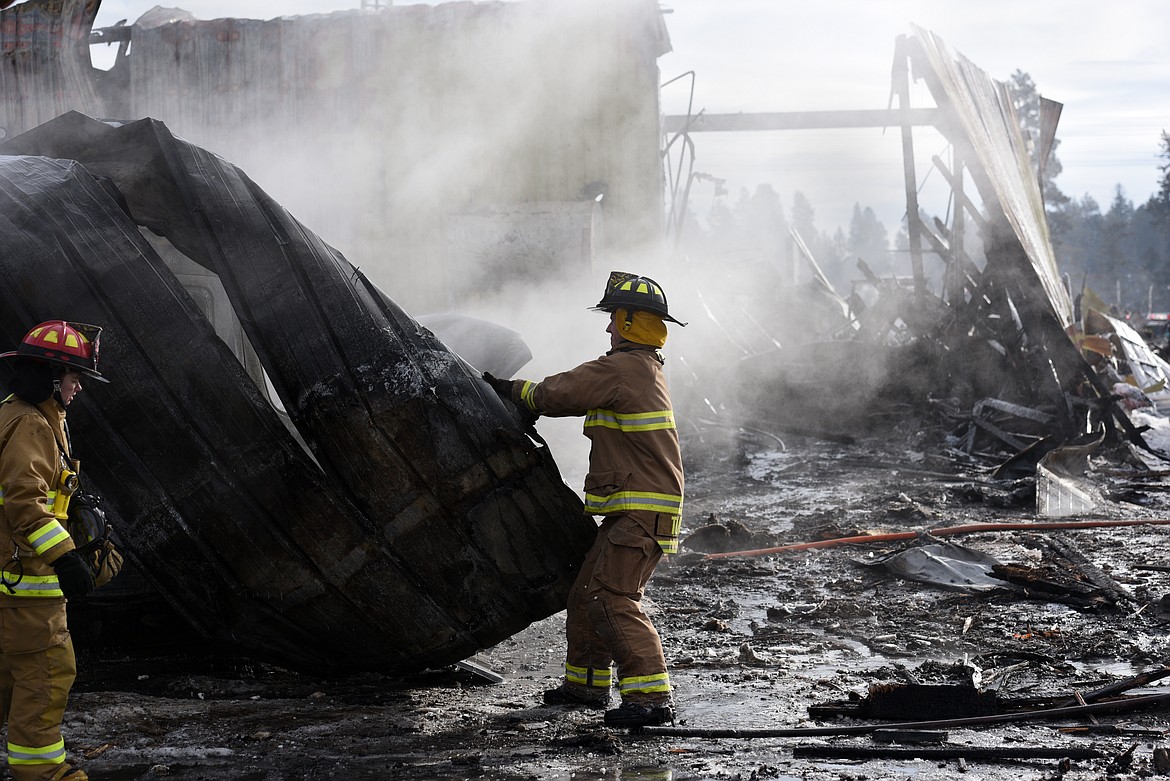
[87,0,1170,234]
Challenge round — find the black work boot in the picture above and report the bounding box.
[542,683,610,709]
[603,699,675,727]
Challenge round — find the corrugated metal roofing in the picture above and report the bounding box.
[911,25,1075,330]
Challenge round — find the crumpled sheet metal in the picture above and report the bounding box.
[860,540,1010,593]
[0,112,595,674]
[1095,310,1170,415]
[910,26,1074,330]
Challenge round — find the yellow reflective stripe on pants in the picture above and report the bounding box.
[656,513,681,554]
[7,738,66,765]
[565,663,612,689]
[618,672,671,696]
[657,537,679,554]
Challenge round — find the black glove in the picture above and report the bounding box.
[483,372,539,427]
[515,404,539,428]
[482,372,514,400]
[52,550,95,599]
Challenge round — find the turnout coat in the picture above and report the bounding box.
[510,343,684,553]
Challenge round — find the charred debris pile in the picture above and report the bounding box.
[0,111,597,676]
[674,27,1170,510]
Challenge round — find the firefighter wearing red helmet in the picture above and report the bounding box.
[483,272,686,728]
[0,320,108,781]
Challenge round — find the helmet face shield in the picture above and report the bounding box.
[0,320,109,382]
[590,270,686,326]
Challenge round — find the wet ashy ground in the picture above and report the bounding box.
[64,423,1170,780]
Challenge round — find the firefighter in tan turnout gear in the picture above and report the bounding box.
[0,321,110,781]
[484,272,685,728]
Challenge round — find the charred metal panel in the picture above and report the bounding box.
[0,0,105,136]
[879,27,1098,442]
[0,112,596,674]
[908,26,1074,329]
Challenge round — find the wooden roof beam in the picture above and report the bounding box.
[662,108,942,134]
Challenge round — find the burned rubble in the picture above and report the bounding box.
[0,2,1168,780]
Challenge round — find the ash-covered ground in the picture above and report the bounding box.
[63,422,1170,781]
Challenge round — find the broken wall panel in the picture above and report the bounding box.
[907,25,1071,327]
[1092,310,1170,414]
[890,27,1100,442]
[908,25,1073,330]
[0,112,597,675]
[121,0,670,312]
[0,0,105,137]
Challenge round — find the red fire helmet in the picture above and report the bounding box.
[0,320,109,383]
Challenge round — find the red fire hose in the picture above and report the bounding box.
[704,518,1170,560]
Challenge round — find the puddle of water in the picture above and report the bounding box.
[745,448,793,481]
[549,764,801,781]
[1070,659,1157,679]
[565,768,673,781]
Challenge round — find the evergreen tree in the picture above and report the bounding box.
[1051,194,1104,296]
[1102,185,1133,268]
[790,191,817,244]
[704,193,738,244]
[734,183,787,254]
[1138,132,1170,310]
[1133,205,1170,311]
[847,203,890,275]
[788,191,844,287]
[1008,70,1069,210]
[1102,186,1143,310]
[1148,130,1170,227]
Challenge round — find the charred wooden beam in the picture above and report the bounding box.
[971,416,1030,452]
[637,692,1170,738]
[90,25,132,44]
[661,108,942,134]
[930,216,985,292]
[1029,534,1136,605]
[1060,724,1167,737]
[894,35,925,297]
[975,398,1057,426]
[792,745,1104,761]
[931,154,990,234]
[872,728,948,744]
[946,147,969,305]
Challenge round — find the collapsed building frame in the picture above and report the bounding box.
[663,26,1162,468]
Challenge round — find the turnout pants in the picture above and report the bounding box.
[0,602,78,781]
[562,513,670,703]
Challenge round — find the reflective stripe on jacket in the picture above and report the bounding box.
[0,396,75,604]
[512,344,684,552]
